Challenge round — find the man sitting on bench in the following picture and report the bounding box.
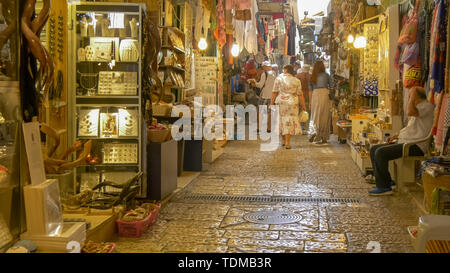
[368,87,435,196]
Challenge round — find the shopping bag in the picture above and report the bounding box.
[299,111,309,123]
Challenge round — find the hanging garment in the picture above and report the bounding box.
[436,93,449,148]
[419,0,431,84]
[217,0,226,48]
[210,0,217,31]
[243,1,259,54]
[431,0,447,94]
[443,96,450,154]
[429,0,447,94]
[287,19,296,56]
[256,13,266,42]
[273,13,284,20]
[194,3,211,44]
[233,19,245,54]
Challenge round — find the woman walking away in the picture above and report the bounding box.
[308,61,332,144]
[271,65,306,149]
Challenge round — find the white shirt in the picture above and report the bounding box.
[398,101,435,153]
[256,70,276,99]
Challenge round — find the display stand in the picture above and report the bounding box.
[68,2,146,196]
[184,139,203,172]
[147,140,178,201]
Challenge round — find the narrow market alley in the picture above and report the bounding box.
[115,136,420,253]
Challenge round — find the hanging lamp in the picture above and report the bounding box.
[198,26,207,50]
[231,38,239,57]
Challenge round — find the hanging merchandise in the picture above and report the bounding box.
[430,0,447,95]
[362,24,379,97]
[235,10,251,21]
[195,2,211,46]
[398,0,421,45]
[403,61,422,88]
[217,0,227,48]
[402,41,422,88]
[287,19,296,56]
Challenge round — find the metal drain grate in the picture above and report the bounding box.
[243,211,302,225]
[183,194,360,204]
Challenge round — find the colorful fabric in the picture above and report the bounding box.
[273,73,303,136]
[436,93,449,147]
[430,0,447,94]
[217,0,226,48]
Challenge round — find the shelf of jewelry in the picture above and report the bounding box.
[68,2,146,197]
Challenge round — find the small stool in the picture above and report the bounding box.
[408,215,450,253]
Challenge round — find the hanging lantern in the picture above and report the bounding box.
[198,27,207,50]
[353,36,367,49]
[347,34,354,44]
[198,38,208,50]
[231,40,239,57]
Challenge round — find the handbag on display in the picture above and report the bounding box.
[398,0,421,45]
[403,61,422,88]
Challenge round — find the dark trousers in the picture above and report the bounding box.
[369,143,424,188]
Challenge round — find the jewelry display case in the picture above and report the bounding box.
[0,0,20,251]
[68,2,146,197]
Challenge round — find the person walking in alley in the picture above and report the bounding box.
[297,64,311,134]
[308,61,332,144]
[368,87,435,196]
[271,65,306,149]
[249,61,276,132]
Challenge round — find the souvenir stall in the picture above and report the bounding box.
[0,0,21,252]
[329,0,405,174]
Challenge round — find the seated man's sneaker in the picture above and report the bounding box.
[368,187,393,196]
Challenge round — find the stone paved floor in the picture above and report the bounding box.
[115,136,421,253]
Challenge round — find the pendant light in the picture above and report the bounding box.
[198,26,207,50]
[347,34,354,44]
[231,39,239,57]
[353,35,367,49]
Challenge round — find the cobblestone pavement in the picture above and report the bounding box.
[115,136,420,253]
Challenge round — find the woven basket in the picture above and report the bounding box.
[148,129,169,143]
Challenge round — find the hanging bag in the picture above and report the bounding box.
[398,0,421,45]
[403,60,422,88]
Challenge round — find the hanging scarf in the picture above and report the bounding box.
[216,0,226,48]
[430,0,447,95]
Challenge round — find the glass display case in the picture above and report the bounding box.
[68,2,146,196]
[0,0,20,250]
